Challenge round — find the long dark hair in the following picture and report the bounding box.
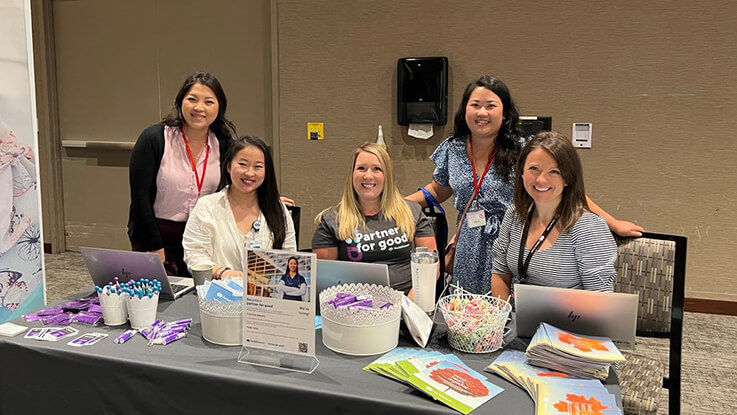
[219,136,286,249]
[283,256,299,278]
[163,72,237,141]
[513,131,589,233]
[452,75,522,182]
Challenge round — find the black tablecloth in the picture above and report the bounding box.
[0,292,621,414]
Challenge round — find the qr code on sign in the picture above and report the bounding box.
[298,342,308,353]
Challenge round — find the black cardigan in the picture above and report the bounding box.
[127,123,231,251]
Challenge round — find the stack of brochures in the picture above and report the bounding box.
[201,279,243,303]
[487,350,623,415]
[364,348,504,414]
[525,323,626,380]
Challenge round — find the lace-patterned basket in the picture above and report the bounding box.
[197,286,243,346]
[319,283,402,356]
[437,293,512,353]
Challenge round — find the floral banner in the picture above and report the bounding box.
[0,0,46,323]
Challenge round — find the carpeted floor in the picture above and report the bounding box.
[42,252,737,414]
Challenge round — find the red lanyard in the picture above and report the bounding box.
[181,131,210,196]
[469,139,497,198]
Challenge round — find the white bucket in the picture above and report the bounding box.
[99,293,128,326]
[322,315,400,356]
[126,294,159,329]
[197,285,243,346]
[200,310,242,346]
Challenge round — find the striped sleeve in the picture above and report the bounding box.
[569,213,618,292]
[492,206,517,276]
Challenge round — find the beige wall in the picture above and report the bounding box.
[40,0,737,301]
[276,0,737,301]
[50,0,272,249]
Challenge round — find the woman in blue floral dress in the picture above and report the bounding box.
[407,75,644,294]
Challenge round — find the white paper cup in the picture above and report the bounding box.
[190,264,213,286]
[99,293,128,326]
[126,294,159,329]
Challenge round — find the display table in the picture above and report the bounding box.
[0,292,621,414]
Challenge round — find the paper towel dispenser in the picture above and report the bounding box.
[397,57,448,126]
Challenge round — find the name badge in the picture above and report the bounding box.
[466,209,486,228]
[250,240,262,249]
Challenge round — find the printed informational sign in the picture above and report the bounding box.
[242,249,316,357]
[307,122,324,140]
[0,0,46,324]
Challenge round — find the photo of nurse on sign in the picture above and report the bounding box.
[245,250,311,302]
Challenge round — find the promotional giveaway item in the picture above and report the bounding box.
[319,283,402,356]
[198,280,243,346]
[0,322,28,337]
[525,323,626,380]
[400,294,433,348]
[24,295,103,326]
[139,318,192,345]
[96,278,161,329]
[239,249,319,373]
[68,332,108,347]
[364,348,504,414]
[410,247,438,313]
[437,286,512,353]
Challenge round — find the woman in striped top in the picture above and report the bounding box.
[491,131,617,300]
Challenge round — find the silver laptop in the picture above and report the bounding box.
[80,247,194,300]
[514,284,638,346]
[316,259,390,314]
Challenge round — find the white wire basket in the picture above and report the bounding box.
[437,291,512,353]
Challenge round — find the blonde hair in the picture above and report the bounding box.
[316,142,416,241]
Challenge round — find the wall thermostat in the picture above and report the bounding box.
[572,123,592,148]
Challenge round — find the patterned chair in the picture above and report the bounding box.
[614,232,687,415]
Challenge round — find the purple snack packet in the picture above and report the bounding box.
[343,299,373,309]
[330,295,359,307]
[42,313,73,325]
[23,313,41,322]
[36,308,64,317]
[379,302,393,310]
[347,305,375,311]
[87,304,103,313]
[62,301,90,312]
[73,314,102,326]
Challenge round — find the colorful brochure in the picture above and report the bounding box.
[526,323,625,380]
[534,378,622,415]
[364,348,503,414]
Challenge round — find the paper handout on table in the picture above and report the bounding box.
[401,294,433,347]
[534,378,622,415]
[0,322,28,337]
[486,351,622,415]
[486,350,581,397]
[364,348,503,414]
[525,323,625,380]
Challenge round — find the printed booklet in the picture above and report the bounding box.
[526,323,625,380]
[364,348,503,414]
[487,351,622,415]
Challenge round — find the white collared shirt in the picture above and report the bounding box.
[182,188,296,272]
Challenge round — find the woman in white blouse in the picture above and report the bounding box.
[182,136,296,279]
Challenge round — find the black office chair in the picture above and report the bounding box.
[286,205,301,250]
[613,232,686,415]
